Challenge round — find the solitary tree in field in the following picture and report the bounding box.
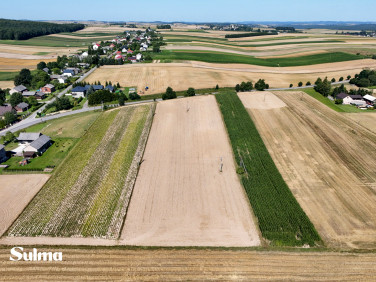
[289,84,293,88]
[306,81,311,86]
[298,82,303,87]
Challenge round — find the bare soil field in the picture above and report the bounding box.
[346,113,376,133]
[0,174,50,237]
[1,248,375,281]
[86,61,376,93]
[239,91,376,249]
[121,96,260,247]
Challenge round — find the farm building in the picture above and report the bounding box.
[41,84,55,93]
[22,91,36,98]
[10,85,28,95]
[363,94,376,105]
[23,134,52,157]
[336,93,365,105]
[0,105,16,117]
[0,144,8,163]
[15,102,29,112]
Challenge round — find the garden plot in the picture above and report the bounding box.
[7,104,154,239]
[122,95,261,247]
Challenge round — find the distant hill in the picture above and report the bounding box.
[0,18,85,40]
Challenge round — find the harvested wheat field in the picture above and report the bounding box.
[345,113,376,133]
[0,174,50,237]
[122,96,260,247]
[86,61,376,93]
[238,91,376,249]
[0,57,55,71]
[0,81,14,89]
[1,248,375,281]
[0,44,80,56]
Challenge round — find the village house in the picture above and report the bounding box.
[35,92,46,100]
[62,69,75,77]
[0,144,8,163]
[15,102,29,112]
[71,86,86,98]
[22,91,37,98]
[42,67,49,73]
[41,84,55,94]
[23,134,52,158]
[336,93,366,107]
[92,43,101,50]
[9,85,28,95]
[17,132,42,144]
[0,105,16,118]
[50,75,68,84]
[105,85,115,92]
[128,56,137,63]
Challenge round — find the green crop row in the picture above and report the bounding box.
[215,91,321,246]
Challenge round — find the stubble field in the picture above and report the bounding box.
[0,175,50,237]
[239,91,376,249]
[85,60,376,93]
[122,96,261,247]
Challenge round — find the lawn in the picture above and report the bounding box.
[302,89,345,112]
[216,90,321,246]
[0,71,18,81]
[153,50,364,67]
[3,138,77,171]
[24,110,100,138]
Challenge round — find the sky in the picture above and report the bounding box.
[1,0,376,22]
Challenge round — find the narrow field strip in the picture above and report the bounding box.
[215,91,321,246]
[82,105,154,238]
[7,110,118,236]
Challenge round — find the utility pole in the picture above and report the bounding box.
[220,157,223,172]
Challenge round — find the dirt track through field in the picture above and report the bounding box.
[122,96,260,247]
[1,248,375,281]
[0,175,50,237]
[239,91,376,249]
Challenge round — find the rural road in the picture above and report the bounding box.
[0,79,349,136]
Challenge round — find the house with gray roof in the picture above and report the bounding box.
[15,102,29,112]
[17,132,42,143]
[0,105,16,117]
[23,135,52,156]
[9,85,28,95]
[0,144,8,163]
[22,91,37,98]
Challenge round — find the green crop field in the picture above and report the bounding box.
[0,71,18,81]
[7,104,154,238]
[153,50,363,67]
[216,91,321,246]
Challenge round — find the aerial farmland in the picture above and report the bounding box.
[0,11,376,280]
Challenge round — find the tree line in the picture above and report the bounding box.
[0,19,84,40]
[225,31,278,38]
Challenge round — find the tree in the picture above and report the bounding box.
[86,85,95,97]
[129,92,140,100]
[186,87,196,97]
[162,87,176,100]
[9,92,24,107]
[37,61,47,70]
[331,78,336,83]
[339,77,344,81]
[4,131,15,143]
[235,84,240,92]
[118,93,126,106]
[0,88,5,105]
[14,68,32,87]
[55,97,72,111]
[153,45,160,53]
[254,79,268,91]
[298,81,303,87]
[215,84,219,90]
[347,75,351,80]
[314,77,331,97]
[31,70,50,89]
[28,96,38,107]
[4,112,17,125]
[289,84,293,88]
[306,81,311,86]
